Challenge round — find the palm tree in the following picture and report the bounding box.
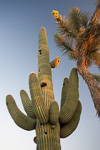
[51,0,100,117]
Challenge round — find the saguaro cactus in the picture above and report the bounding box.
[6,27,82,150]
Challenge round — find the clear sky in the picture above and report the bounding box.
[0,0,100,150]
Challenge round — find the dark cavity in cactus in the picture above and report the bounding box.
[6,27,82,150]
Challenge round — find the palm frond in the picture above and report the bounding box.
[80,12,91,28]
[56,16,76,38]
[68,7,81,33]
[92,74,100,84]
[54,33,73,51]
[54,33,78,60]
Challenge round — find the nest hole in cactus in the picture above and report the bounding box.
[41,82,47,88]
[44,132,47,135]
[63,81,68,85]
[39,50,42,55]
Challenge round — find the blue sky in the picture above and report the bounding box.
[0,0,100,150]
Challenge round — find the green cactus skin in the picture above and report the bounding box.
[6,27,82,150]
[6,95,36,130]
[60,68,79,124]
[29,72,49,123]
[60,77,69,108]
[60,101,82,138]
[20,90,36,119]
[49,101,59,125]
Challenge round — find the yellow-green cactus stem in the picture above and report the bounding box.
[60,68,79,123]
[29,72,49,124]
[6,95,36,130]
[31,27,61,150]
[36,120,61,150]
[49,101,59,125]
[38,27,48,49]
[60,101,82,138]
[38,27,52,80]
[50,57,60,68]
[20,90,36,119]
[38,27,56,110]
[60,77,69,108]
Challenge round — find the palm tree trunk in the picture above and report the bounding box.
[77,64,100,117]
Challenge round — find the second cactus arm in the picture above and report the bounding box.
[6,27,82,150]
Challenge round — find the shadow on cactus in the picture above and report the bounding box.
[6,27,82,150]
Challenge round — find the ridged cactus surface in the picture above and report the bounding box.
[6,27,82,150]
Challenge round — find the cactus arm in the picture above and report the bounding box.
[49,101,59,125]
[60,68,79,123]
[60,100,82,138]
[60,77,69,109]
[29,72,49,124]
[6,95,36,130]
[50,57,60,68]
[20,90,36,119]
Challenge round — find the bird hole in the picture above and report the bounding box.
[44,132,47,135]
[41,82,47,88]
[39,50,42,55]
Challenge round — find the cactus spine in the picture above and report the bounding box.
[6,27,82,150]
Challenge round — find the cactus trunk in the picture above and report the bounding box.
[36,120,61,150]
[36,27,61,150]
